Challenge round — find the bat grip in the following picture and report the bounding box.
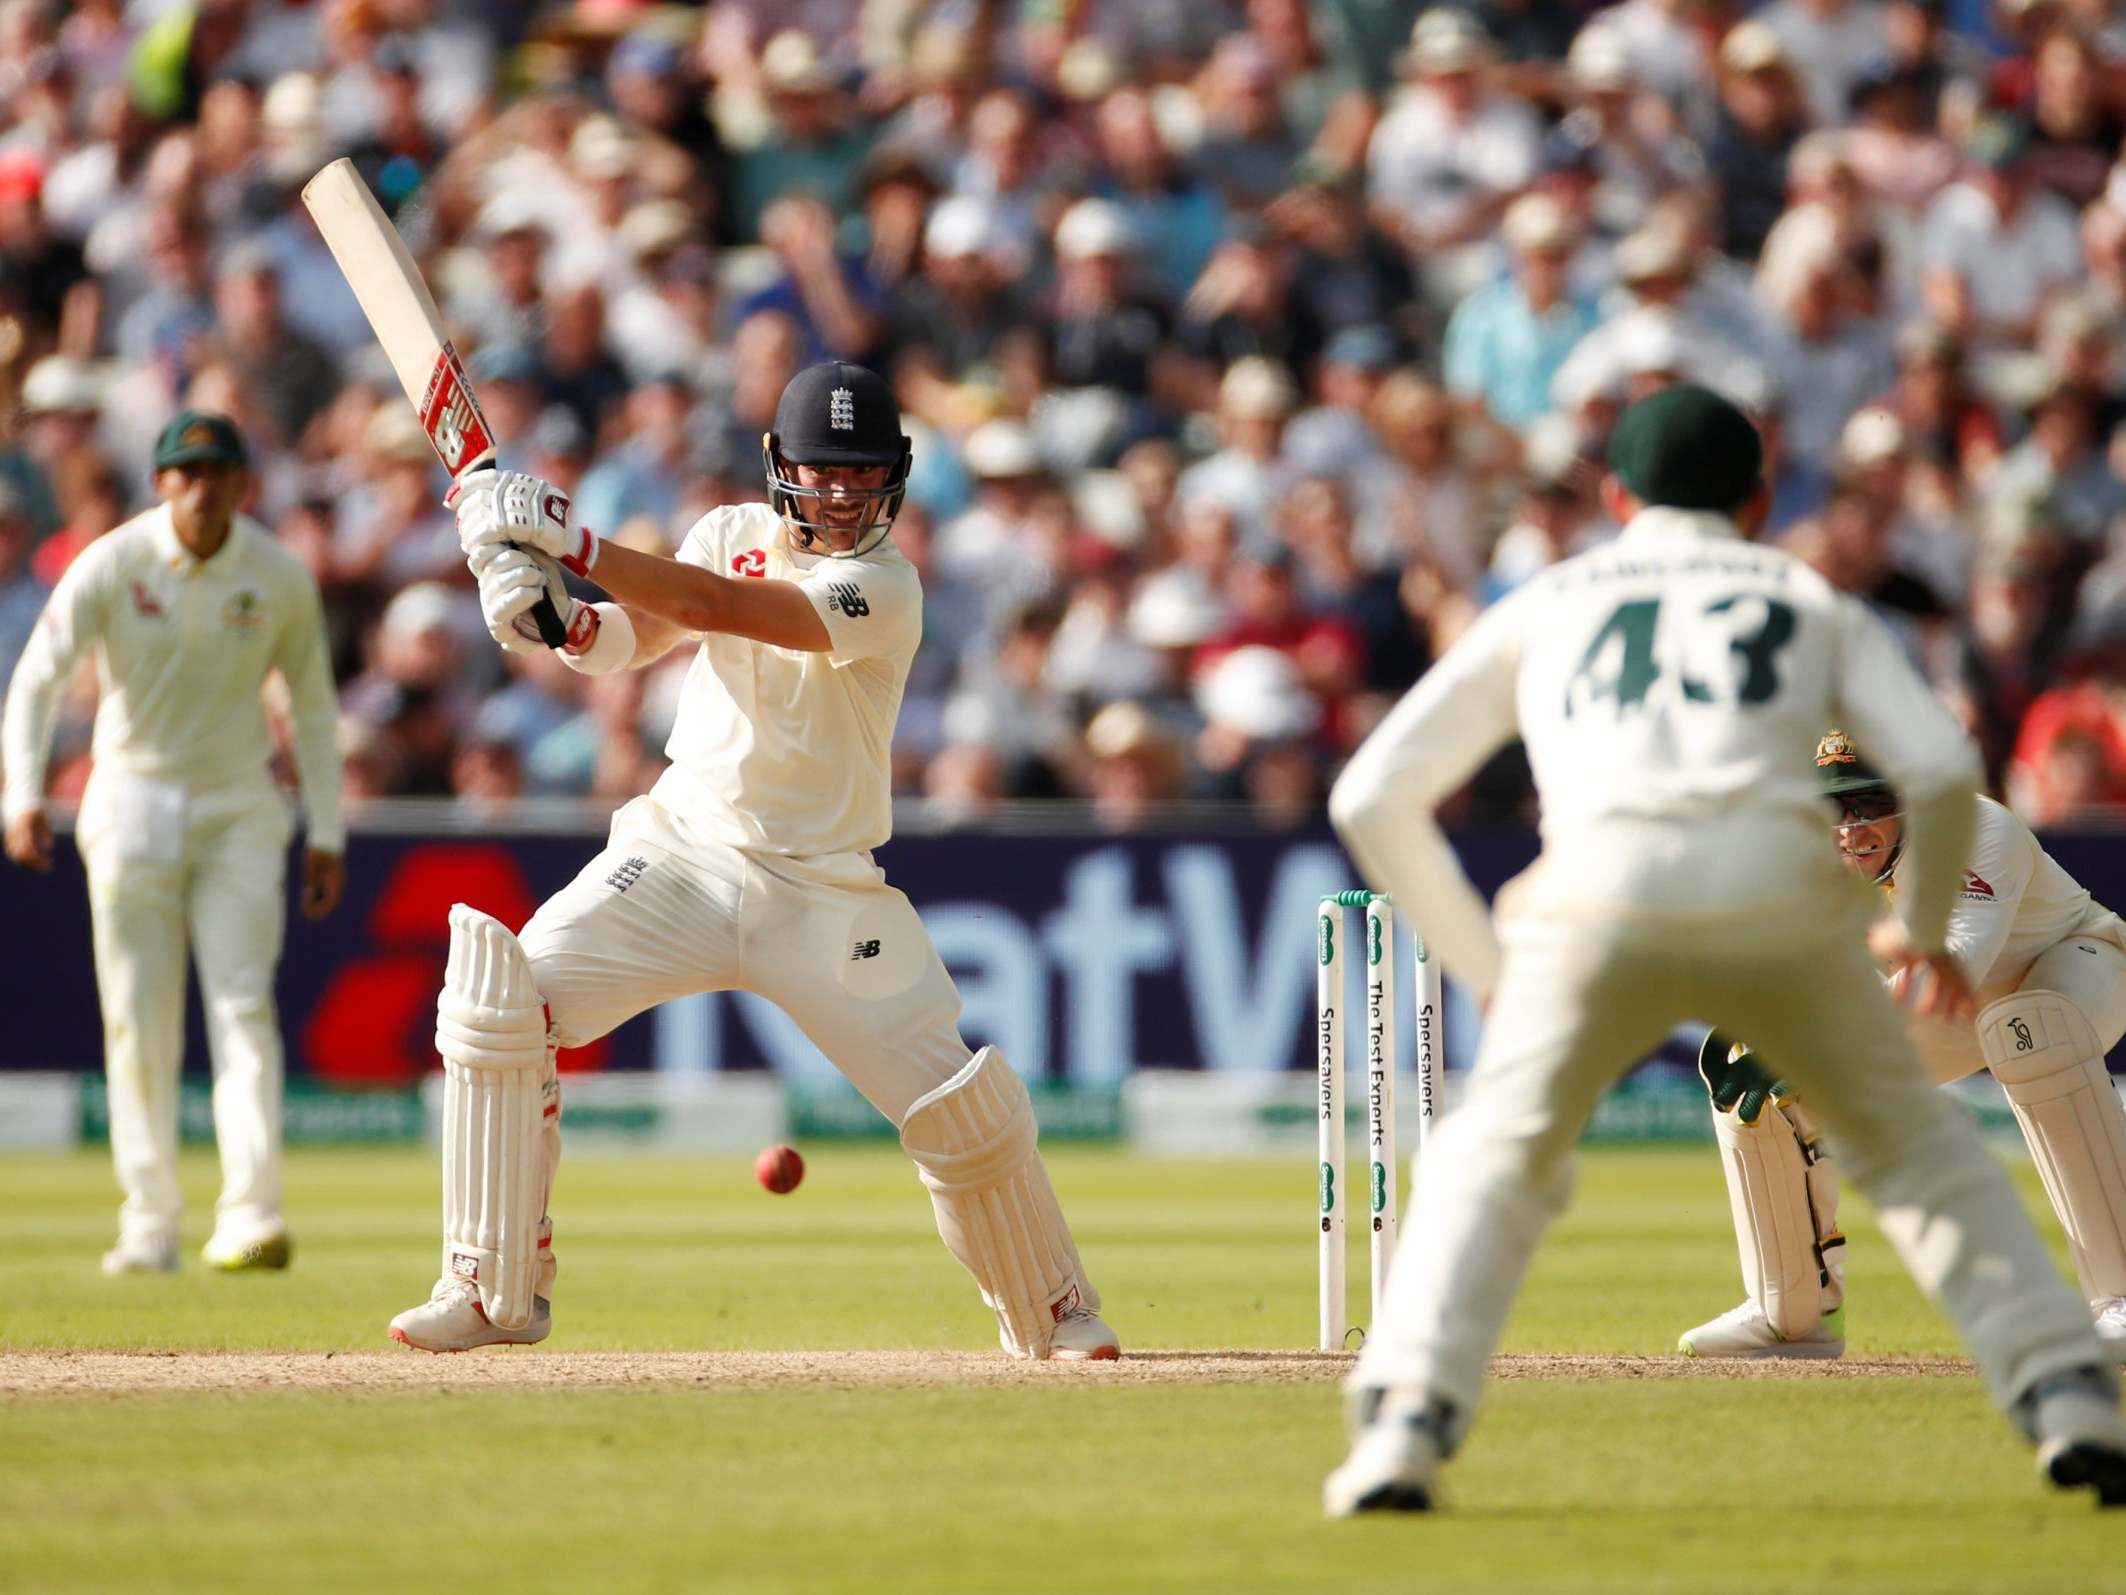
[527,586,570,649]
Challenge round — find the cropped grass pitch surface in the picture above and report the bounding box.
[2,1144,2121,1593]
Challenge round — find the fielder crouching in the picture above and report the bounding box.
[1681,729,2126,1360]
[387,362,1118,1361]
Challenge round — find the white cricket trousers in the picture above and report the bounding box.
[1354,820,2108,1422]
[78,771,293,1246]
[520,796,972,1124]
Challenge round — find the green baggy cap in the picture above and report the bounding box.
[152,410,248,471]
[1607,383,1763,513]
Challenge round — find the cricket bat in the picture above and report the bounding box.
[300,158,567,646]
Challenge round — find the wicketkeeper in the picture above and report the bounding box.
[1681,730,2126,1359]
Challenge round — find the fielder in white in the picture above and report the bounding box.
[2,411,345,1275]
[386,361,1118,1361]
[1321,384,2126,1514]
[1680,729,2126,1360]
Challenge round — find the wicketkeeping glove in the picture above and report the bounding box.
[1697,1029,1789,1127]
[453,468,599,574]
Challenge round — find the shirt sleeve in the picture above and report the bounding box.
[1,548,107,822]
[271,560,345,852]
[799,557,922,667]
[1936,801,2035,986]
[1326,589,1525,1001]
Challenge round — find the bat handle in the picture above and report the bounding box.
[526,584,570,649]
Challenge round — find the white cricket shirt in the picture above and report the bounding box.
[648,501,921,857]
[1894,795,2126,1002]
[1,504,343,848]
[1332,506,1980,997]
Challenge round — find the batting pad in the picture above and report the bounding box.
[1715,1097,1845,1340]
[900,1047,1096,1358]
[1983,990,2126,1300]
[434,905,557,1331]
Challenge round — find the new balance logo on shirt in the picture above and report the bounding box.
[851,939,882,960]
[827,583,869,618]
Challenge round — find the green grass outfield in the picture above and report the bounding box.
[2,1143,2121,1594]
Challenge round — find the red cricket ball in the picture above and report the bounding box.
[754,1144,804,1194]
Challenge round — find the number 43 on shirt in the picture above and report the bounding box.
[1565,593,1798,717]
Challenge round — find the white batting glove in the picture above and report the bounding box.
[453,468,599,575]
[473,541,596,655]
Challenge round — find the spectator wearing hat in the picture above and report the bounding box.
[1835,407,1973,605]
[339,577,479,797]
[1285,323,1402,481]
[1087,84,1227,303]
[1593,0,1719,126]
[2,409,343,1276]
[1483,416,1612,598]
[1756,0,1892,127]
[1045,198,1169,397]
[1174,357,1304,545]
[1444,192,1601,433]
[331,403,455,592]
[1080,699,1186,833]
[1555,23,1710,242]
[447,194,553,351]
[936,420,1062,613]
[1189,643,1329,825]
[211,240,339,449]
[1759,239,1897,479]
[1704,21,1812,261]
[883,194,1025,383]
[1366,9,1541,305]
[1550,221,1769,421]
[1755,132,1889,316]
[12,354,112,538]
[1919,115,2080,357]
[606,26,726,220]
[1359,369,1488,585]
[727,31,875,244]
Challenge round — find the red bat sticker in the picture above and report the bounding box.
[418,341,494,476]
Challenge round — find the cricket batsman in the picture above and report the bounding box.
[386,361,1119,1361]
[1680,729,2126,1359]
[2,412,345,1274]
[1320,384,2126,1514]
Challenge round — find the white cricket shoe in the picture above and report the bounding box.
[1678,1301,1846,1360]
[387,1281,551,1352]
[2093,1299,2126,1361]
[1324,1389,1449,1517]
[202,1226,292,1272]
[2022,1365,2126,1506]
[100,1234,178,1276]
[1049,1304,1121,1361]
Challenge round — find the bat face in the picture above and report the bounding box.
[418,341,494,477]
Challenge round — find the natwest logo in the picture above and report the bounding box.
[731,549,768,578]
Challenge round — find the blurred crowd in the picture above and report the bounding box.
[8,0,2126,831]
